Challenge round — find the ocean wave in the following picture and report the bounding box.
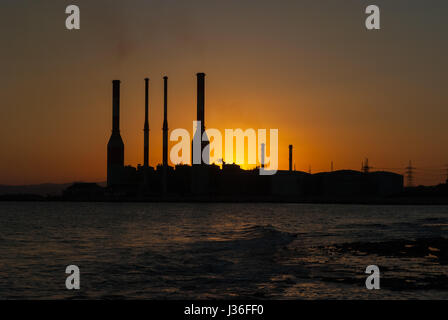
[328,237,448,265]
[236,225,297,243]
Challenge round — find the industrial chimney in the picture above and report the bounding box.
[163,76,168,168]
[289,145,293,172]
[107,80,124,186]
[144,78,150,168]
[261,143,266,169]
[193,73,209,165]
[197,73,205,134]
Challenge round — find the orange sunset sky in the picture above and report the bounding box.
[0,0,447,186]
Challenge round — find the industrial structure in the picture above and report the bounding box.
[103,73,403,200]
[106,80,125,187]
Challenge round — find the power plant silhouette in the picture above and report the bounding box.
[71,73,404,201]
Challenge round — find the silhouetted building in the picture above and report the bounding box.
[271,170,309,196]
[103,73,404,201]
[309,170,403,198]
[312,170,369,197]
[368,171,404,196]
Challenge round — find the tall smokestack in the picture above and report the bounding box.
[261,143,266,169]
[107,80,124,186]
[289,145,293,172]
[197,73,205,133]
[194,73,209,165]
[144,78,149,168]
[163,76,168,167]
[112,80,120,133]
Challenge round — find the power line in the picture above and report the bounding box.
[371,167,403,171]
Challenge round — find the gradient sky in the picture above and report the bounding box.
[0,0,447,185]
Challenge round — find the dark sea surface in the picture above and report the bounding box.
[0,202,447,299]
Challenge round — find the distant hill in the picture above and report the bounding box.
[0,182,107,196]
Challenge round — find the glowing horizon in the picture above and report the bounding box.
[1,1,447,186]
